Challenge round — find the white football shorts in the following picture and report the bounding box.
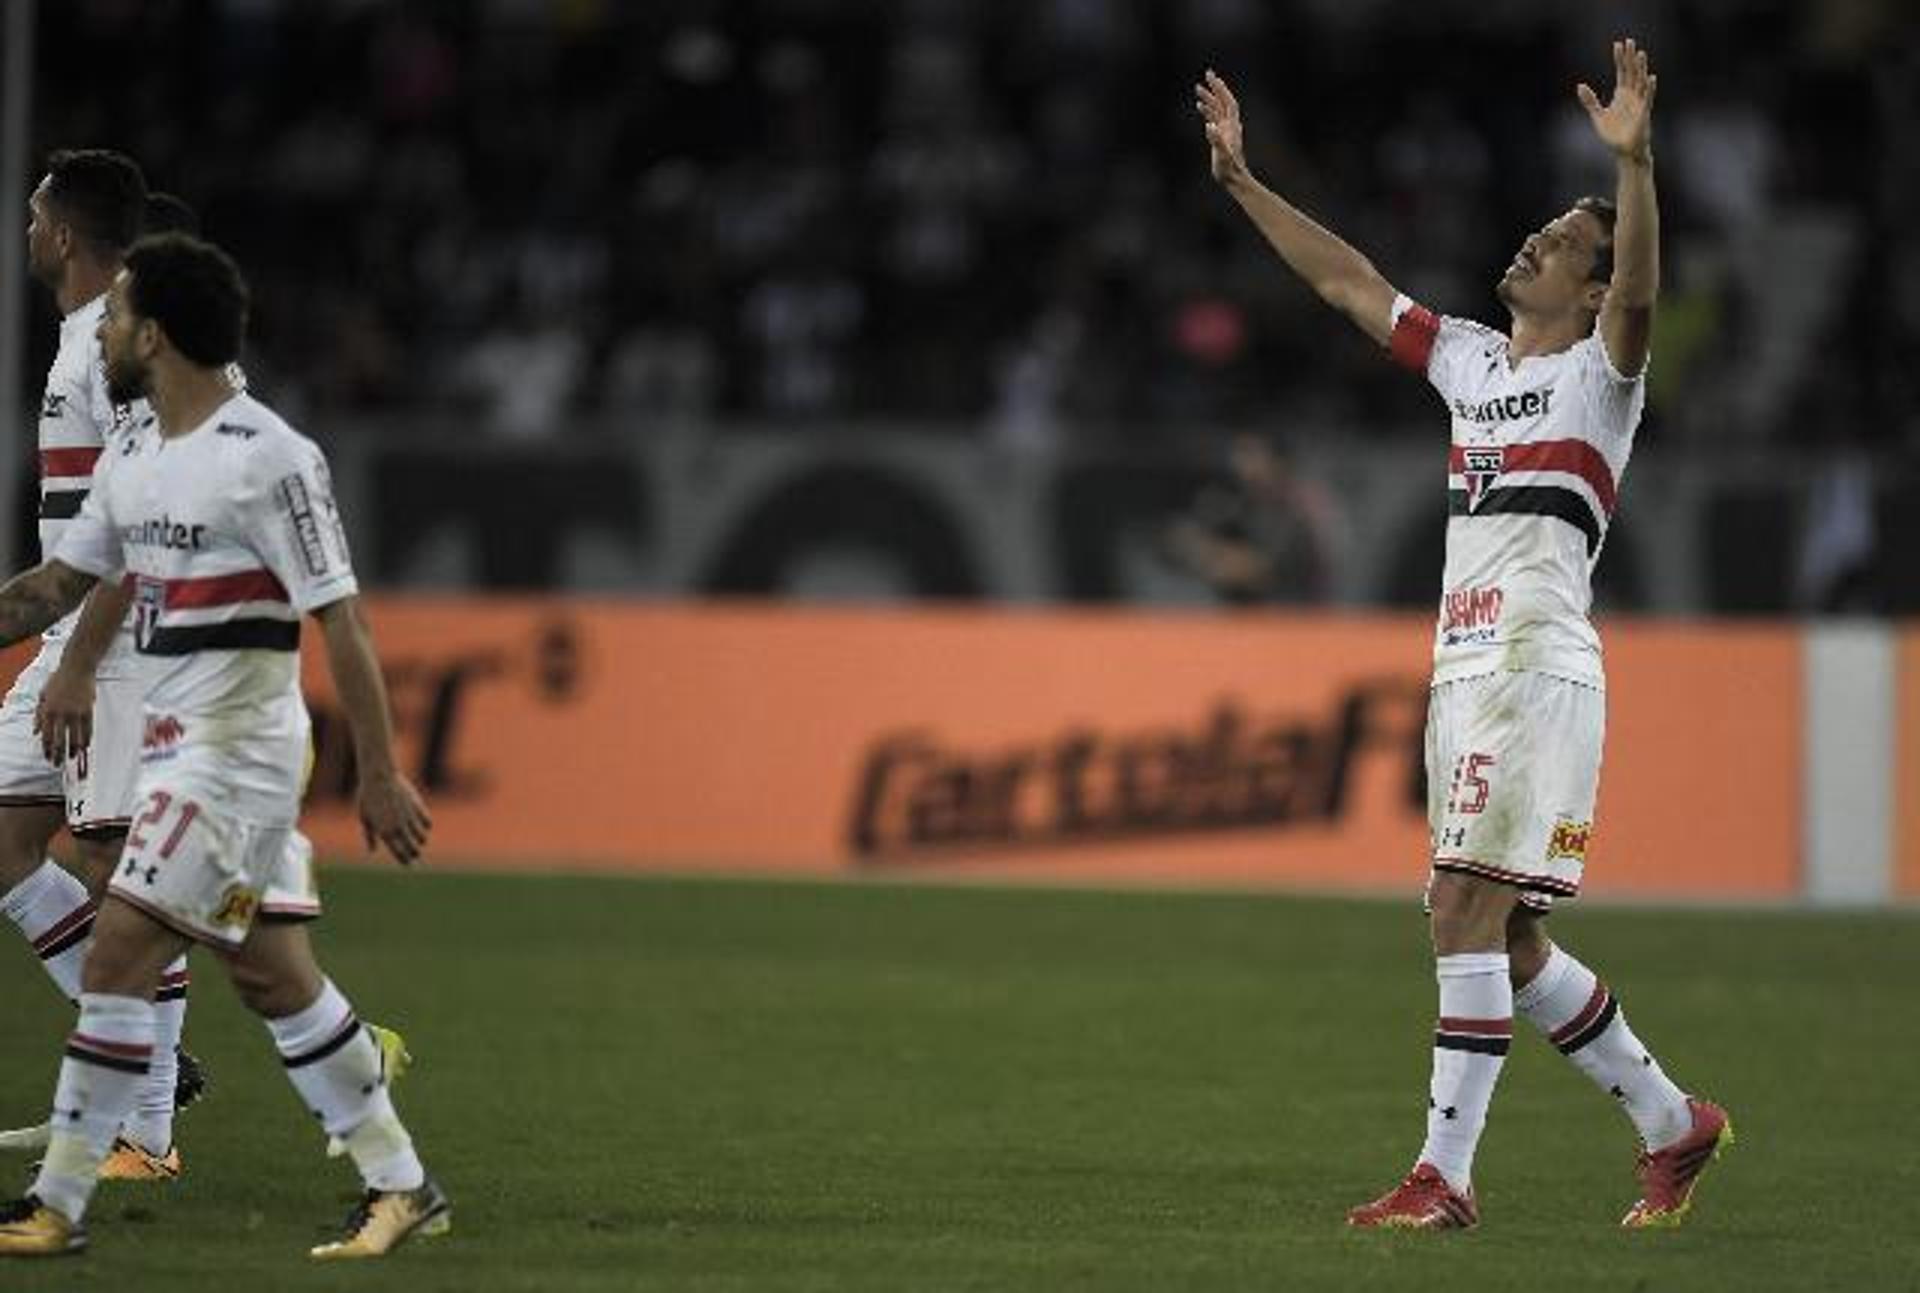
[0,641,143,837]
[107,773,322,946]
[1425,669,1604,912]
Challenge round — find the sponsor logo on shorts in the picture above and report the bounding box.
[142,714,186,760]
[1546,817,1591,863]
[211,885,259,929]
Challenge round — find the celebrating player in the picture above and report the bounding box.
[0,233,446,1259]
[1198,41,1731,1228]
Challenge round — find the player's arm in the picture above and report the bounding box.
[1196,69,1397,347]
[312,594,431,865]
[1580,39,1659,377]
[35,576,135,762]
[0,561,97,650]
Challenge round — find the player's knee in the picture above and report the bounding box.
[78,913,172,997]
[0,807,60,887]
[68,833,125,899]
[227,926,324,1016]
[226,953,282,1013]
[1505,910,1552,983]
[1427,873,1517,953]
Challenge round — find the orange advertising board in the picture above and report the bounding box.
[1899,630,1920,899]
[287,601,1798,902]
[0,603,1801,900]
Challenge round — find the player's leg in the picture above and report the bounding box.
[0,895,187,1256]
[225,916,447,1260]
[0,656,91,1008]
[1508,909,1731,1226]
[70,676,204,1169]
[249,828,415,1156]
[0,807,80,999]
[1349,676,1520,1230]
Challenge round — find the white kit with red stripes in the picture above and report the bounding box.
[1388,295,1645,689]
[54,392,358,820]
[36,294,144,651]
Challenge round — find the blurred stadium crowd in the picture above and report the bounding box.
[30,1,1919,446]
[17,1,1920,613]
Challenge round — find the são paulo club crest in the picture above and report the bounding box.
[1462,446,1503,511]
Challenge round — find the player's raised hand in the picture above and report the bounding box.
[359,768,432,866]
[1195,69,1248,185]
[1578,38,1657,162]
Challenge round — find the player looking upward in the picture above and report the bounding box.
[1197,41,1731,1229]
[0,234,445,1259]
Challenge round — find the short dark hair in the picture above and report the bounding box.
[124,233,250,366]
[43,149,147,255]
[1573,195,1617,285]
[142,192,201,237]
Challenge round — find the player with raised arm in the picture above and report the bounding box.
[0,234,446,1259]
[1198,42,1731,1229]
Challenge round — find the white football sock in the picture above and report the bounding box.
[1514,945,1692,1150]
[122,958,191,1153]
[33,993,155,1223]
[2,860,94,1003]
[1417,952,1512,1193]
[265,979,425,1192]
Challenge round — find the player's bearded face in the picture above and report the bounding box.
[98,274,153,404]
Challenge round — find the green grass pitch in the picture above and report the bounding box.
[0,868,1915,1291]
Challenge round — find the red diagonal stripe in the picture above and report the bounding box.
[1549,982,1611,1046]
[41,447,102,478]
[164,569,289,609]
[1450,439,1617,515]
[70,1032,153,1059]
[31,902,97,952]
[1436,1016,1513,1037]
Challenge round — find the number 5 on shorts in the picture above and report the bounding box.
[1447,753,1495,816]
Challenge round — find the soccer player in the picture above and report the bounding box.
[1197,41,1731,1229]
[2,150,202,1176]
[0,233,447,1259]
[4,177,415,1169]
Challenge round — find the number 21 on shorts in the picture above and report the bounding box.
[126,789,202,861]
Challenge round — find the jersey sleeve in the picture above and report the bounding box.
[1387,295,1485,405]
[1577,333,1648,441]
[50,472,123,578]
[241,436,360,613]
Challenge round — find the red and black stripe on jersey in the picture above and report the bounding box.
[1446,438,1619,555]
[39,446,101,520]
[140,568,300,655]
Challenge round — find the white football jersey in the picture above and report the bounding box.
[54,392,358,817]
[36,294,145,648]
[1390,296,1645,688]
